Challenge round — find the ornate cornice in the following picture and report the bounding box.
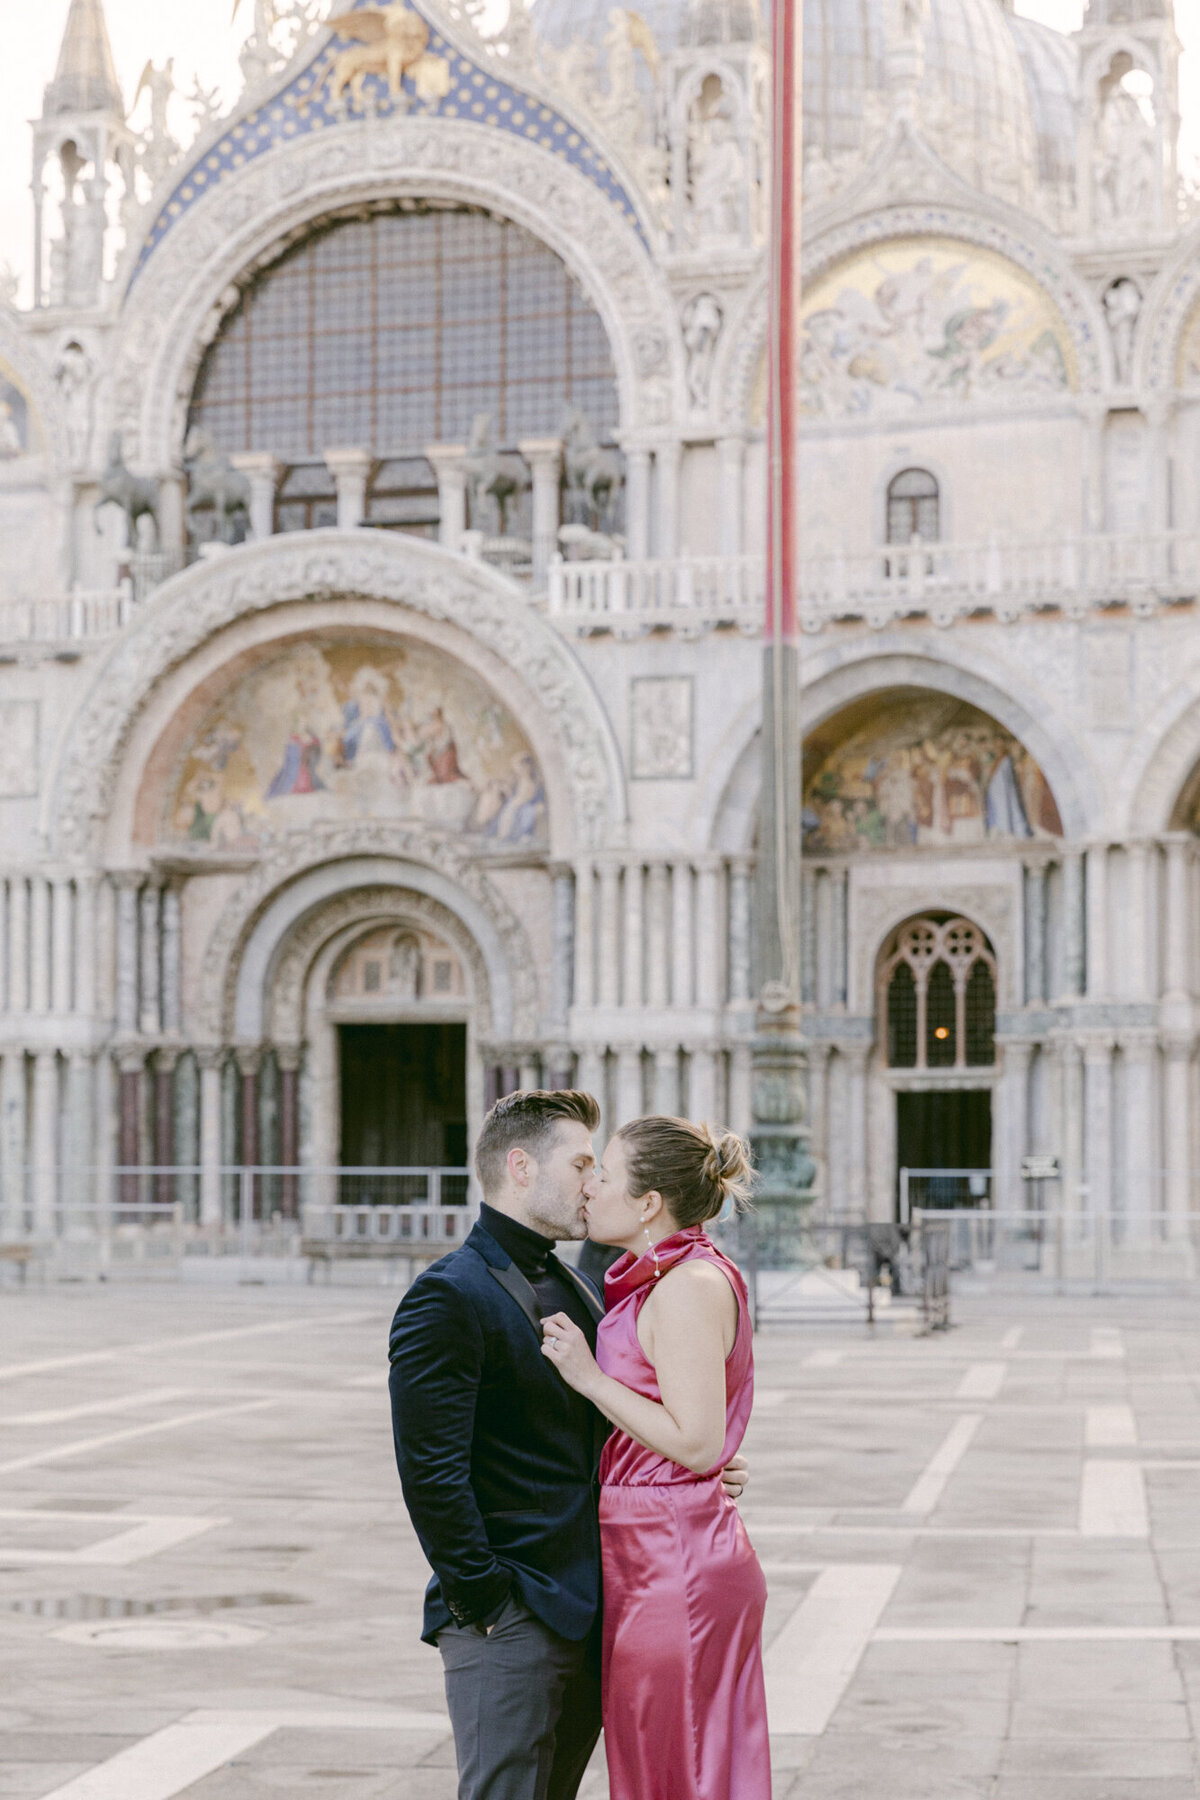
[47,529,625,858]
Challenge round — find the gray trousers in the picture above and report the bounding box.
[437,1594,601,1800]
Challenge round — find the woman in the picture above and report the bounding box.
[540,1116,770,1800]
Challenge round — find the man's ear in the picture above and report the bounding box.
[507,1145,533,1189]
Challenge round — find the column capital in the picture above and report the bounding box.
[1163,1033,1195,1060]
[322,445,375,479]
[516,436,563,472]
[424,442,468,477]
[116,1047,147,1074]
[229,451,284,484]
[1081,1033,1116,1063]
[235,1045,264,1077]
[195,1046,226,1073]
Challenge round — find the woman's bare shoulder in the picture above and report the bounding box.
[653,1255,738,1312]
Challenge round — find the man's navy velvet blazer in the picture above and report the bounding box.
[388,1219,608,1646]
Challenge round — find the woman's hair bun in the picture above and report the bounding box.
[700,1126,753,1209]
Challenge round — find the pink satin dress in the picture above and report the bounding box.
[597,1224,770,1800]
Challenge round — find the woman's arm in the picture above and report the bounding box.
[541,1260,737,1474]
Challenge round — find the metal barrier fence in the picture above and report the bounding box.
[716,1207,950,1332]
[916,1208,1200,1291]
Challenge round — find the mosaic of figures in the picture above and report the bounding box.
[802,696,1063,853]
[167,639,547,851]
[332,924,466,1002]
[0,363,35,458]
[797,240,1075,418]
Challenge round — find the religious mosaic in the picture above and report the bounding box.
[0,363,36,458]
[797,239,1076,418]
[166,640,547,852]
[802,696,1063,853]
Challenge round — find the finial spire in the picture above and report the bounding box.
[43,0,124,119]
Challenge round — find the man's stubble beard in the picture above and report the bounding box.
[526,1167,587,1242]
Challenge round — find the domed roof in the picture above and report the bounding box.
[532,0,1077,200]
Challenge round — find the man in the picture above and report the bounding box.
[388,1090,746,1800]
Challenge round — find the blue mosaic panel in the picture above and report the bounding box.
[130,0,645,287]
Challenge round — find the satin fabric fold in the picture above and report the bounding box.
[597,1227,771,1799]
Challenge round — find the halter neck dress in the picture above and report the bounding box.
[597,1225,770,1800]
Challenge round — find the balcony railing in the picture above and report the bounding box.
[9,531,1200,650]
[546,532,1200,634]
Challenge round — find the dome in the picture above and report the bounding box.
[531,0,1078,200]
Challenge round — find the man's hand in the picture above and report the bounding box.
[720,1450,748,1501]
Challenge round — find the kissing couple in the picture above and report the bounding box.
[389,1088,771,1800]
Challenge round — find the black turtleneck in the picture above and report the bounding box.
[478,1204,600,1349]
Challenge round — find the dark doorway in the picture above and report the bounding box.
[896,1089,991,1212]
[339,1023,468,1172]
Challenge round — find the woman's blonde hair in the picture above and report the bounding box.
[613,1115,754,1227]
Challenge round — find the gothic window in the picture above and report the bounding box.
[886,468,940,544]
[187,202,621,537]
[881,916,996,1071]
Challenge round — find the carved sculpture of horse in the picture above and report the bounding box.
[94,432,160,546]
[561,403,622,528]
[184,428,251,544]
[462,412,527,536]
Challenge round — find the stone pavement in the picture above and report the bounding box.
[2,1282,1200,1798]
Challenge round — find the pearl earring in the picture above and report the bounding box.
[643,1217,660,1278]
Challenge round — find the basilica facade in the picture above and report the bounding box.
[1,0,1199,1230]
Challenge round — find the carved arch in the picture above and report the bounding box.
[104,117,680,471]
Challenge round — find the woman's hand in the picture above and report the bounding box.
[720,1450,748,1500]
[541,1312,601,1398]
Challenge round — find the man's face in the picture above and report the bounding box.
[524,1120,597,1241]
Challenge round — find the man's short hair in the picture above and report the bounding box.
[474,1089,600,1196]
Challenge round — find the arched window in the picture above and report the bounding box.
[886,468,940,544]
[187,203,621,540]
[881,916,996,1070]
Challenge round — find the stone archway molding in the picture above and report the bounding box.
[267,882,492,1046]
[201,833,537,1043]
[106,116,678,468]
[704,638,1099,852]
[1122,664,1200,834]
[48,528,625,857]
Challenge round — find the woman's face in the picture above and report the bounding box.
[583,1136,648,1250]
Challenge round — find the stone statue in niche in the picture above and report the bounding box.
[54,339,93,466]
[681,292,723,410]
[1093,64,1158,226]
[389,932,422,999]
[1103,277,1141,383]
[687,76,745,241]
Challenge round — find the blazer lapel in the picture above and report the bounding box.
[557,1260,605,1326]
[488,1260,544,1344]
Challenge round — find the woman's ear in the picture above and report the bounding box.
[639,1189,665,1225]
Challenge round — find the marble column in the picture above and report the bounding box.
[652,1045,679,1115]
[29,876,50,1015]
[843,1044,869,1218]
[1162,834,1191,1000]
[550,869,574,1028]
[161,883,182,1036]
[65,1051,94,1219]
[237,1048,262,1219]
[800,867,817,1006]
[156,471,186,553]
[1061,850,1086,1000]
[688,1046,718,1124]
[229,452,283,542]
[117,1052,143,1207]
[1162,1037,1192,1234]
[694,857,723,1011]
[716,435,745,559]
[518,437,563,585]
[139,882,161,1037]
[1000,1039,1032,1209]
[613,1044,642,1128]
[728,1041,752,1138]
[197,1049,223,1227]
[670,861,694,1007]
[807,1041,831,1193]
[1058,1036,1085,1211]
[1146,397,1174,536]
[278,1048,301,1219]
[646,862,670,1010]
[597,862,621,1008]
[1023,862,1048,1006]
[622,860,644,1011]
[624,448,651,562]
[153,1050,177,1205]
[30,1050,58,1235]
[575,1048,607,1144]
[573,859,594,1012]
[655,441,682,559]
[1120,1033,1156,1220]
[51,878,73,1015]
[7,876,28,1015]
[831,868,849,1008]
[1085,845,1109,1000]
[520,1056,541,1093]
[0,1051,26,1232]
[114,878,140,1036]
[323,447,373,530]
[1125,842,1152,1001]
[728,857,753,1005]
[427,445,468,553]
[1083,1036,1114,1214]
[74,874,97,1020]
